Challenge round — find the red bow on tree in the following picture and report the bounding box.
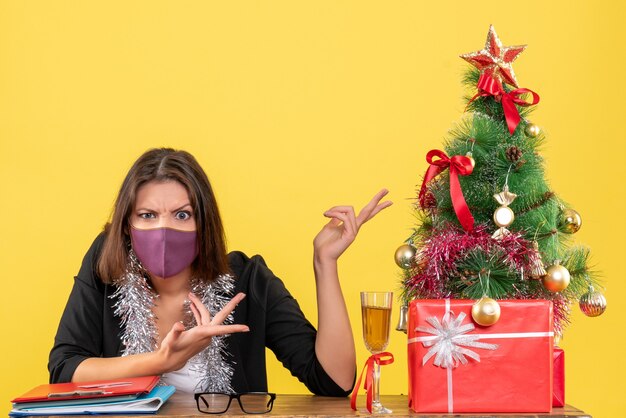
[470,73,540,135]
[350,352,394,413]
[418,150,474,232]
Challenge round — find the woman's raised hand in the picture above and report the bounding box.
[313,189,392,263]
[157,292,249,372]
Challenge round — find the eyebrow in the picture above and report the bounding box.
[136,203,193,213]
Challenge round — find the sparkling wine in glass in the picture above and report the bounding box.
[360,291,392,414]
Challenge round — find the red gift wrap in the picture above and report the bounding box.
[553,347,565,407]
[408,299,553,413]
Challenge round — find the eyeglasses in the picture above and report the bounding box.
[194,392,277,414]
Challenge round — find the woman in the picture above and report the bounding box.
[48,148,391,396]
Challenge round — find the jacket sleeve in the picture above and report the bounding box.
[48,233,108,383]
[250,255,354,397]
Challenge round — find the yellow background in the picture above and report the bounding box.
[1,1,624,417]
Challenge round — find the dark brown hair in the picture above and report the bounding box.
[97,148,230,283]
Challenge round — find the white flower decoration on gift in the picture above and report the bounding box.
[416,312,498,368]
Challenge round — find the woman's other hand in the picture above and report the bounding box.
[72,293,249,382]
[313,189,392,263]
[312,189,391,391]
[156,292,249,372]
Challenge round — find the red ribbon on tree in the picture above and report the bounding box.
[350,352,394,413]
[418,150,475,232]
[470,73,540,135]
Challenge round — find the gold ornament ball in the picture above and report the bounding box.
[493,206,515,228]
[524,124,541,137]
[579,287,607,317]
[394,244,417,269]
[471,297,501,326]
[559,208,582,234]
[542,263,571,292]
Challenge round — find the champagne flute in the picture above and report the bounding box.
[360,291,392,414]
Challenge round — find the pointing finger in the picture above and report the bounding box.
[190,301,202,326]
[211,293,246,325]
[357,189,392,225]
[363,200,393,223]
[189,292,212,325]
[198,324,250,337]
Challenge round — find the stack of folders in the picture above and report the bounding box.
[10,375,175,416]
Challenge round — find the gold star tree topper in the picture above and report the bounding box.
[460,25,526,88]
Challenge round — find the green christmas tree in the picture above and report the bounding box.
[396,25,606,336]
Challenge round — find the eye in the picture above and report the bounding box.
[175,210,192,221]
[138,212,156,219]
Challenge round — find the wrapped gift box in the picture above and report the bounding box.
[408,299,553,413]
[553,347,565,407]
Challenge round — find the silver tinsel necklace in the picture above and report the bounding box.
[111,250,236,393]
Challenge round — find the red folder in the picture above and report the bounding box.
[12,376,160,403]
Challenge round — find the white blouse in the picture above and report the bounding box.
[160,361,204,394]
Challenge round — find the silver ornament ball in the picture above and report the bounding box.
[579,287,607,317]
[394,244,417,269]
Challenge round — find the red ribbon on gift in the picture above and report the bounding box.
[418,150,474,231]
[350,352,394,413]
[469,73,540,135]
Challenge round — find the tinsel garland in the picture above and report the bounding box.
[187,274,236,393]
[111,250,236,393]
[405,225,569,334]
[406,225,528,298]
